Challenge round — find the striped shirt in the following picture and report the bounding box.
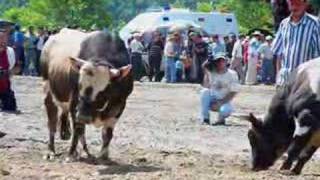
[272,13,320,86]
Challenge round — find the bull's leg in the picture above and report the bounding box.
[291,146,317,175]
[281,110,315,171]
[60,112,71,140]
[43,91,58,160]
[79,126,93,159]
[98,118,117,160]
[65,122,84,162]
[280,134,311,170]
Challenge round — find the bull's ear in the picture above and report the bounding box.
[69,57,86,71]
[248,113,263,129]
[234,113,263,129]
[110,64,132,80]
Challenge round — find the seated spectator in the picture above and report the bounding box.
[199,53,240,125]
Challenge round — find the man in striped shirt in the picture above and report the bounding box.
[272,0,320,86]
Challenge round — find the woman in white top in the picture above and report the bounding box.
[246,32,261,85]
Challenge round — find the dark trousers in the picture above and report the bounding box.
[14,45,25,75]
[0,84,17,111]
[176,69,183,82]
[196,56,206,84]
[36,50,42,76]
[185,68,191,82]
[131,53,143,81]
[149,55,162,82]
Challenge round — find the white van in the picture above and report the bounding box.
[119,8,239,46]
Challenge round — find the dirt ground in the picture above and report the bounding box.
[1,76,320,180]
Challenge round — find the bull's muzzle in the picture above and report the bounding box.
[76,97,93,123]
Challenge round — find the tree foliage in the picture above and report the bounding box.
[2,0,112,30]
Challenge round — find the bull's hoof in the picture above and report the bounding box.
[280,161,292,170]
[43,152,56,161]
[65,151,80,163]
[60,129,71,140]
[291,168,302,175]
[97,151,109,161]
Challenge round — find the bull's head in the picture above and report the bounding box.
[69,57,131,124]
[242,113,287,171]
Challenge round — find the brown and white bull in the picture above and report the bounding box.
[243,58,320,175]
[40,29,133,161]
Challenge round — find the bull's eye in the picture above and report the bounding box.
[85,69,94,76]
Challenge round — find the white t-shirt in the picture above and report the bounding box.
[37,36,45,51]
[258,43,273,60]
[232,40,243,59]
[208,69,240,99]
[7,47,16,70]
[130,39,144,54]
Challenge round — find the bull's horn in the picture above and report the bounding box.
[69,57,86,70]
[110,65,132,79]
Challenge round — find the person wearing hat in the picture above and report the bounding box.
[210,34,226,56]
[199,52,240,125]
[0,30,18,113]
[164,32,182,83]
[258,35,274,84]
[129,32,145,81]
[245,31,262,85]
[272,0,320,87]
[230,34,245,84]
[189,31,208,83]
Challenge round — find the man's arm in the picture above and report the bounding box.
[211,92,237,111]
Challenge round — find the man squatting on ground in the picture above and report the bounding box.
[199,52,240,125]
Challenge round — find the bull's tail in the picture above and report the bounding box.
[40,49,49,80]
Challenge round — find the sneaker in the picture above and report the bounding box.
[211,121,226,126]
[202,119,210,125]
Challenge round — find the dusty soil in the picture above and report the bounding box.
[1,76,320,180]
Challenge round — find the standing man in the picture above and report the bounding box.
[210,34,226,56]
[231,34,245,84]
[36,27,48,76]
[0,30,18,113]
[130,32,145,81]
[13,24,25,75]
[24,26,38,76]
[200,53,240,125]
[148,31,164,82]
[190,32,208,84]
[258,35,274,84]
[272,0,320,87]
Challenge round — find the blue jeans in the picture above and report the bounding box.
[165,57,176,83]
[199,88,233,122]
[261,59,274,84]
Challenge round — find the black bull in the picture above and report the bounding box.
[242,58,320,175]
[41,29,134,161]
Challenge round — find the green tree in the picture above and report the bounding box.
[2,0,112,30]
[215,0,273,33]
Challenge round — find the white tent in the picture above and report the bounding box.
[119,9,239,46]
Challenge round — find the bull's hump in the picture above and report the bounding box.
[297,59,320,96]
